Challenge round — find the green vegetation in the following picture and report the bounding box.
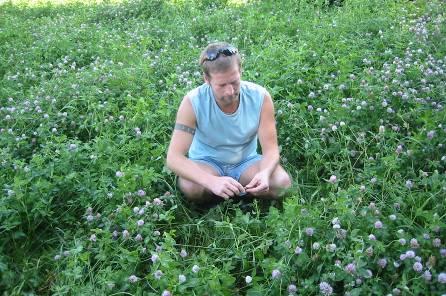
[0,0,445,295]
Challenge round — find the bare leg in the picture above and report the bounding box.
[178,163,221,204]
[239,162,292,199]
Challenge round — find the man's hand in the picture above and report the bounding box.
[207,176,246,200]
[245,171,270,195]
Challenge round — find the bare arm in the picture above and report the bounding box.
[245,91,280,193]
[166,96,214,188]
[166,96,245,198]
[257,92,280,176]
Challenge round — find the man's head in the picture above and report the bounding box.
[200,42,242,107]
[200,42,241,79]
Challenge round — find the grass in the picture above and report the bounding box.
[0,0,445,295]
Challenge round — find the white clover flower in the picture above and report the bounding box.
[153,198,163,206]
[122,230,130,239]
[368,234,376,241]
[423,270,432,281]
[405,250,415,258]
[271,269,281,279]
[305,227,315,236]
[319,281,333,295]
[374,220,383,229]
[192,264,200,273]
[332,217,340,225]
[427,130,435,139]
[378,258,387,268]
[137,189,146,197]
[128,275,138,283]
[134,234,143,241]
[245,275,252,284]
[410,238,419,248]
[413,262,423,272]
[328,175,337,184]
[154,270,163,280]
[295,246,303,255]
[161,290,171,296]
[405,180,413,189]
[115,171,124,178]
[439,272,446,284]
[389,214,397,221]
[345,263,356,274]
[433,238,441,247]
[151,254,159,263]
[137,219,144,227]
[327,243,337,252]
[288,284,297,294]
[179,274,186,284]
[89,234,97,242]
[54,254,61,260]
[312,242,320,250]
[180,249,188,258]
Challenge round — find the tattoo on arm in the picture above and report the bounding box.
[174,123,195,135]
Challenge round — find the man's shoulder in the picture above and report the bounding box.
[241,81,267,96]
[186,83,208,100]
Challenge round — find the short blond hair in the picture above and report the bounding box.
[199,42,241,78]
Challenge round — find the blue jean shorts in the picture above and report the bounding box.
[190,154,262,182]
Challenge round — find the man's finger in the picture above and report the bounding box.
[224,188,235,197]
[245,178,258,189]
[226,184,239,196]
[219,192,230,200]
[246,183,268,193]
[231,180,245,193]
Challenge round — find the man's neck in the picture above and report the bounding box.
[216,96,240,114]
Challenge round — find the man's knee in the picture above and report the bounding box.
[271,167,292,190]
[179,178,204,198]
[178,177,213,203]
[276,171,292,190]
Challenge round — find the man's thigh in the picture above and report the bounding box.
[178,161,222,195]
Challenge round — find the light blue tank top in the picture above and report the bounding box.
[188,81,266,164]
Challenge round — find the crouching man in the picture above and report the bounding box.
[166,42,291,204]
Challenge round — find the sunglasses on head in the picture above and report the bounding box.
[204,46,238,62]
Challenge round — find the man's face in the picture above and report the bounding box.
[205,65,241,107]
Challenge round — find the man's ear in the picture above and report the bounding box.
[203,74,210,84]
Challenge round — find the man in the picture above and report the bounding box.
[166,42,291,203]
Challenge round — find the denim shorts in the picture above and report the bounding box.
[190,154,262,182]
